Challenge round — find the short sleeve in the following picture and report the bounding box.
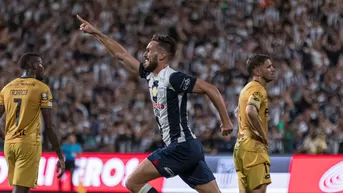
[0,89,4,106]
[139,63,149,79]
[247,88,266,112]
[40,85,53,109]
[169,72,197,93]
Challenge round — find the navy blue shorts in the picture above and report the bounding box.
[147,139,215,188]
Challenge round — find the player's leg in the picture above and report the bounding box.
[237,170,247,193]
[126,143,192,193]
[12,185,30,193]
[125,158,161,193]
[4,144,29,193]
[233,148,248,193]
[179,159,219,193]
[125,145,175,193]
[247,162,271,193]
[12,143,42,193]
[4,144,15,189]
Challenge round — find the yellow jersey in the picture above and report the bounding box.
[237,80,268,139]
[0,78,53,144]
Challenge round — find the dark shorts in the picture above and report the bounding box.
[65,160,76,171]
[147,139,215,189]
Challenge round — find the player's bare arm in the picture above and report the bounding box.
[77,15,140,75]
[0,106,5,140]
[41,109,65,178]
[246,105,268,144]
[192,79,233,136]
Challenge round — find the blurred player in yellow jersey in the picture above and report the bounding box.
[234,54,275,193]
[0,53,65,193]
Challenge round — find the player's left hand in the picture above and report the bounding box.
[221,122,234,136]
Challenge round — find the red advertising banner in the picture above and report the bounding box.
[289,155,343,193]
[0,153,164,192]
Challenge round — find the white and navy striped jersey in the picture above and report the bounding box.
[139,63,197,146]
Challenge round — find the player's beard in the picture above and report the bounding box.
[262,74,274,83]
[145,55,158,72]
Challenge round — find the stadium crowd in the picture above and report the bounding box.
[0,0,342,154]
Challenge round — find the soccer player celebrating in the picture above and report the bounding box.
[77,15,233,193]
[0,53,65,193]
[234,54,275,193]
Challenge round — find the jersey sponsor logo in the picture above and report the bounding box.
[152,101,165,110]
[10,89,28,95]
[181,78,191,91]
[20,82,35,86]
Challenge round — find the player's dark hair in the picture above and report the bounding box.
[18,52,41,70]
[246,54,270,75]
[151,34,176,61]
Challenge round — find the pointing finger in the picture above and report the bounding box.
[77,15,88,24]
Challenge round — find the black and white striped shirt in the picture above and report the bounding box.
[139,63,197,146]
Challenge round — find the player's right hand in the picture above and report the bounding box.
[77,15,98,34]
[56,157,65,179]
[220,122,234,136]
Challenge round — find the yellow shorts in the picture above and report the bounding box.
[4,143,42,188]
[233,137,271,191]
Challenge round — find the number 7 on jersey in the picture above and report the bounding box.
[14,98,22,126]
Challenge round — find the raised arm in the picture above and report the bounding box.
[169,72,233,136]
[77,15,140,75]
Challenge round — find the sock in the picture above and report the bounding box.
[138,184,158,193]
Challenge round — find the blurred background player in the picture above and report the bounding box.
[77,15,233,193]
[61,133,82,192]
[234,54,275,193]
[0,53,65,193]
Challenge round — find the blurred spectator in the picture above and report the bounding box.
[298,129,328,154]
[61,134,82,191]
[0,0,342,154]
